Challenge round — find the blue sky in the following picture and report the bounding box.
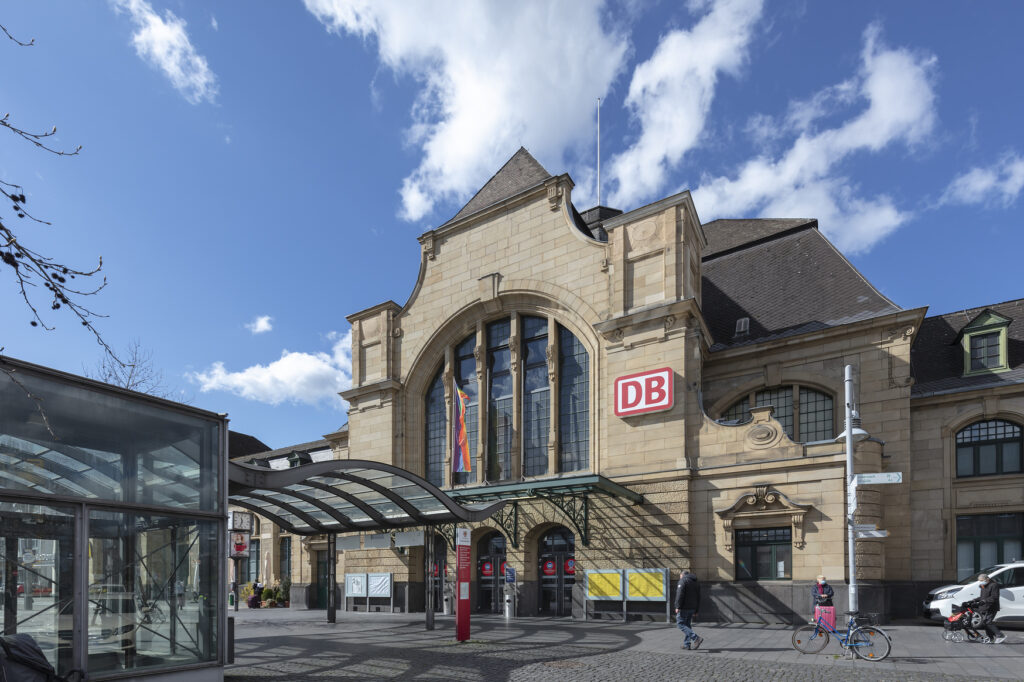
[2,1,1022,449]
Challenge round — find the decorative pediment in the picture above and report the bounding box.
[715,485,813,550]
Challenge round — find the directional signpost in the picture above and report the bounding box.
[856,530,890,538]
[855,472,903,485]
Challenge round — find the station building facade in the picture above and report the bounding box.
[238,149,1024,622]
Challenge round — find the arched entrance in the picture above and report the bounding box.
[476,531,506,613]
[537,526,575,617]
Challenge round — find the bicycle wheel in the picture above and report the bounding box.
[850,626,891,661]
[941,629,955,641]
[792,625,829,654]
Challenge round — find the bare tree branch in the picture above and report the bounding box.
[0,22,34,47]
[86,339,186,401]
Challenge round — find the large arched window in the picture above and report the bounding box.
[956,419,1022,478]
[720,384,833,442]
[424,368,446,487]
[423,314,590,487]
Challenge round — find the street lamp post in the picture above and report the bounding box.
[838,365,869,614]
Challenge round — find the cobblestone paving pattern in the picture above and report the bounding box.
[225,618,1016,682]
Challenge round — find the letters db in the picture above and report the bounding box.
[614,368,674,417]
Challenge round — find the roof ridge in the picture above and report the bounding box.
[445,147,551,225]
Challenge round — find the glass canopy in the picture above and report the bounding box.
[228,459,506,535]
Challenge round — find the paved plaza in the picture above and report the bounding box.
[226,608,1023,681]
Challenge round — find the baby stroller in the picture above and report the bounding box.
[942,599,984,642]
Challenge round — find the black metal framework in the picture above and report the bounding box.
[955,419,1023,478]
[558,325,589,472]
[449,474,641,548]
[487,318,514,481]
[453,335,478,485]
[228,459,506,536]
[492,501,520,549]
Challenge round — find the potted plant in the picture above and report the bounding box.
[281,577,291,607]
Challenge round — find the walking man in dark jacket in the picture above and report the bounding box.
[674,570,703,650]
[977,573,1006,643]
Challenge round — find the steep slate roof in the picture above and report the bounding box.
[702,218,817,259]
[911,298,1024,397]
[228,438,331,462]
[701,224,900,350]
[447,147,551,224]
[228,431,271,458]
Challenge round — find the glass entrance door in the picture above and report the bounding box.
[476,532,506,613]
[537,527,575,617]
[1,501,75,677]
[312,550,329,609]
[429,535,447,612]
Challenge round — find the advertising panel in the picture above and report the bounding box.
[585,569,623,600]
[345,573,367,598]
[229,531,250,559]
[625,568,667,601]
[367,573,392,598]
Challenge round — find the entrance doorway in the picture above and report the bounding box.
[312,550,329,609]
[428,534,447,612]
[476,531,506,613]
[537,526,575,617]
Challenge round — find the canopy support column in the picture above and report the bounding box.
[327,532,336,624]
[424,529,434,631]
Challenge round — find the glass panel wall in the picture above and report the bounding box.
[424,369,446,487]
[1,360,225,680]
[87,511,219,675]
[0,501,75,677]
[487,319,513,481]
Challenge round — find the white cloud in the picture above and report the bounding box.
[303,0,629,221]
[189,331,352,408]
[210,15,219,31]
[111,0,218,104]
[245,315,273,334]
[941,152,1024,208]
[607,0,765,207]
[693,23,937,254]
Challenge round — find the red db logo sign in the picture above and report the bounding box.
[614,367,673,417]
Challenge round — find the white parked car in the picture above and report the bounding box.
[922,562,1024,623]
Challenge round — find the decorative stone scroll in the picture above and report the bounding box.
[715,485,813,550]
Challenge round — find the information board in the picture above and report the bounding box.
[344,573,367,598]
[367,573,391,597]
[585,569,623,600]
[626,568,667,601]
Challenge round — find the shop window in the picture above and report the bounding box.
[735,527,792,581]
[719,384,833,442]
[247,538,261,583]
[956,513,1024,581]
[955,419,1023,478]
[424,368,446,487]
[522,316,550,476]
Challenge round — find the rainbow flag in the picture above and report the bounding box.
[452,386,471,473]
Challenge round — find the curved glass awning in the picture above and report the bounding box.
[228,459,506,535]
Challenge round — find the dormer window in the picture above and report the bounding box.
[959,309,1011,376]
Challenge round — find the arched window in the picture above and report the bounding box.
[956,419,1022,478]
[559,325,589,472]
[424,314,590,487]
[454,336,478,485]
[424,368,446,487]
[720,384,833,442]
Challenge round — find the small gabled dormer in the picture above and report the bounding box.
[956,309,1012,376]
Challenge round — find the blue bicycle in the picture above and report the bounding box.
[792,611,892,661]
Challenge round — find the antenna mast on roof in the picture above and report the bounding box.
[596,97,602,207]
